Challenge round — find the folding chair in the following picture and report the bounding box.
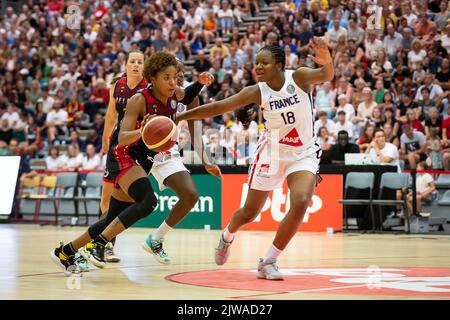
[45,172,79,225]
[372,172,410,233]
[338,172,375,231]
[438,190,450,206]
[76,172,103,225]
[435,174,450,189]
[22,175,57,223]
[16,175,42,221]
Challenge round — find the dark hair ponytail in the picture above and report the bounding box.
[110,72,127,85]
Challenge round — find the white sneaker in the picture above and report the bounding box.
[256,258,284,280]
[105,242,120,263]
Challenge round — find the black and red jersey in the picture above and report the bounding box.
[139,86,178,121]
[109,77,148,143]
[113,76,148,127]
[109,86,179,162]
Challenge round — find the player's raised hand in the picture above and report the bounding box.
[308,37,332,66]
[204,164,222,179]
[198,72,215,86]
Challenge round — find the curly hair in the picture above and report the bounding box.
[143,52,178,82]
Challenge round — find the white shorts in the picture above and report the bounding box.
[248,143,321,191]
[150,148,190,191]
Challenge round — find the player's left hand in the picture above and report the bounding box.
[204,164,222,179]
[308,37,332,66]
[198,72,215,86]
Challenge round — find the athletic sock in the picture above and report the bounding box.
[62,242,77,256]
[263,244,282,263]
[152,221,172,241]
[222,225,235,243]
[94,234,109,246]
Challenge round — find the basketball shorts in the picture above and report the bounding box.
[105,145,154,188]
[248,142,322,191]
[150,145,190,191]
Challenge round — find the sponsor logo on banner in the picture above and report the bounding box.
[133,174,222,229]
[222,174,342,232]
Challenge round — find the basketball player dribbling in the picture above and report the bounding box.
[140,59,222,263]
[50,52,214,275]
[176,38,334,280]
[98,53,220,266]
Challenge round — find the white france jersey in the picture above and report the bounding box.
[258,69,318,156]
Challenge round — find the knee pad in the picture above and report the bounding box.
[88,197,132,238]
[135,192,157,219]
[128,178,153,203]
[119,178,157,228]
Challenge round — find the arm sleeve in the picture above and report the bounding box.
[180,82,204,105]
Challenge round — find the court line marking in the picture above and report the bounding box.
[166,265,450,299]
[4,255,450,280]
[230,284,372,299]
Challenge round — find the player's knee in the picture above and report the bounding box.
[181,189,199,208]
[290,193,311,209]
[135,192,158,219]
[127,177,158,219]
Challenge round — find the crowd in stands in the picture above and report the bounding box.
[1,0,450,174]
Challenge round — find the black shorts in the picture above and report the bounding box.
[105,145,154,188]
[418,153,428,162]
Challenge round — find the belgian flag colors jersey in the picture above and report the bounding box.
[108,77,148,147]
[105,86,179,187]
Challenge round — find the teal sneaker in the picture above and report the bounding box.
[74,251,89,272]
[105,242,120,263]
[142,234,171,265]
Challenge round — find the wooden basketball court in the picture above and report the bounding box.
[1,224,450,300]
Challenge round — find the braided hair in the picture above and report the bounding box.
[258,44,286,70]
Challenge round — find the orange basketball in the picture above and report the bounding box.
[141,116,178,153]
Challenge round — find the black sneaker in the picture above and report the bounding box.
[80,240,106,268]
[50,242,80,277]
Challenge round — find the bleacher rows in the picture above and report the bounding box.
[183,5,276,73]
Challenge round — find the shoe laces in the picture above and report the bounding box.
[74,253,87,265]
[262,259,279,271]
[152,240,168,256]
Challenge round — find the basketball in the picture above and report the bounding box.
[141,116,178,153]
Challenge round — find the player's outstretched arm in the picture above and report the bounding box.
[177,85,260,122]
[118,94,146,146]
[175,72,214,105]
[293,37,334,86]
